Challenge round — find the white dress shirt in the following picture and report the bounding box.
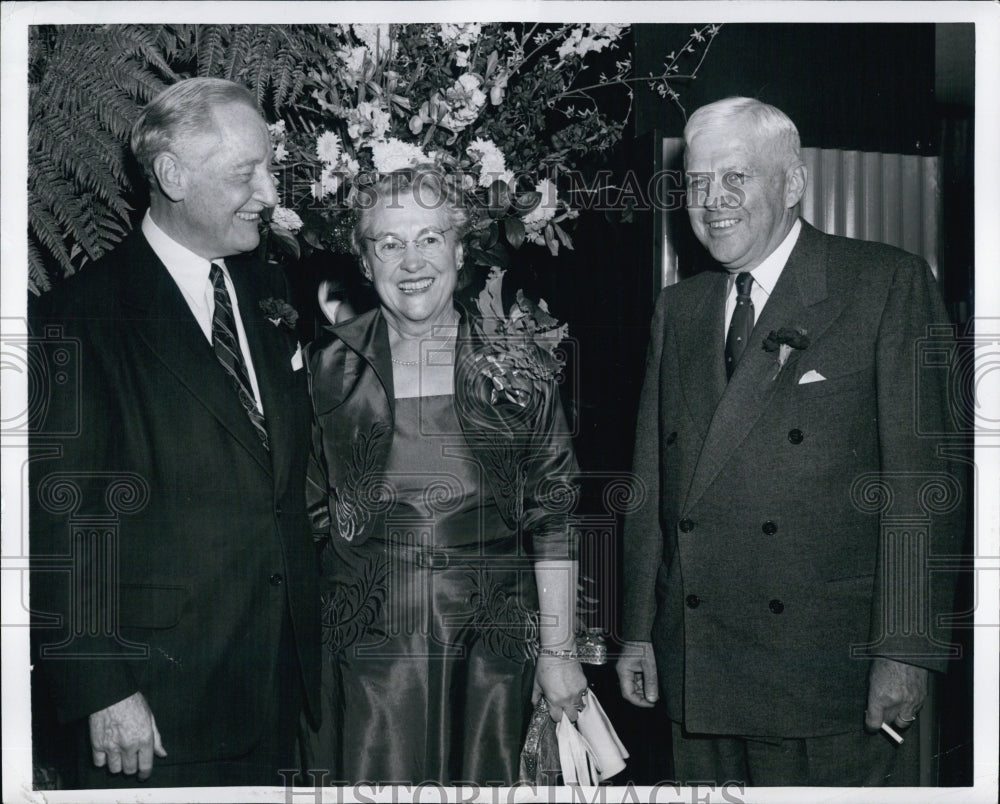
[723,218,802,335]
[142,211,264,413]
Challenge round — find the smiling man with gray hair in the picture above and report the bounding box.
[616,96,964,786]
[32,77,319,787]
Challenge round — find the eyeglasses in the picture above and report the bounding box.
[365,228,453,263]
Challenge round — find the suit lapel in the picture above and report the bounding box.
[676,271,729,440]
[682,222,843,512]
[120,233,272,475]
[230,258,297,488]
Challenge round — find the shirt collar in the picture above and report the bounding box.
[745,218,801,297]
[142,211,225,286]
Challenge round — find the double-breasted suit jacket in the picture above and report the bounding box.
[622,221,963,738]
[31,230,320,763]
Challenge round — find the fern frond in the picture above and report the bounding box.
[270,44,294,109]
[32,117,131,217]
[30,159,105,259]
[107,62,169,106]
[224,25,255,82]
[28,200,75,277]
[245,26,281,106]
[196,25,226,77]
[105,25,178,81]
[157,24,193,63]
[28,240,52,296]
[87,84,147,140]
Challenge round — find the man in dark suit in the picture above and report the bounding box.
[31,77,319,787]
[616,97,963,785]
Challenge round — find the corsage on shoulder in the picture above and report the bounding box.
[471,268,568,406]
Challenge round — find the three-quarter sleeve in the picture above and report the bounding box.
[520,381,580,562]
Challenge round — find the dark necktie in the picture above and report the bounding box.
[725,272,755,380]
[210,263,269,451]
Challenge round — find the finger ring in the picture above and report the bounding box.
[899,715,916,722]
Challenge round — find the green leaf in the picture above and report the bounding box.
[544,223,559,256]
[467,244,510,269]
[302,227,325,250]
[269,222,301,259]
[512,191,542,215]
[504,217,525,249]
[552,222,573,251]
[487,179,511,219]
[479,221,500,250]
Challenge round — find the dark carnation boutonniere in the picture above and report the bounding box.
[762,326,809,380]
[260,297,299,331]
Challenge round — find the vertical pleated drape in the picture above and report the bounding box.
[799,148,942,279]
[658,139,943,286]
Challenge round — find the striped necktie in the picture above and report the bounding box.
[210,263,269,451]
[725,272,754,380]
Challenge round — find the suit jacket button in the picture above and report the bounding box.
[788,429,804,444]
[769,599,784,614]
[269,573,284,586]
[666,431,678,445]
[275,504,283,516]
[762,520,778,535]
[686,594,700,609]
[679,518,695,533]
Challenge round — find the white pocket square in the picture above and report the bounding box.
[291,342,304,371]
[798,369,826,384]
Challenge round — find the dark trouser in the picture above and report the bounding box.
[75,613,303,789]
[670,719,919,786]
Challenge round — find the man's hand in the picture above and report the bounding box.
[616,640,659,708]
[865,657,928,733]
[89,691,167,780]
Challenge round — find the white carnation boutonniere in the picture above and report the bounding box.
[260,298,299,331]
[762,326,809,381]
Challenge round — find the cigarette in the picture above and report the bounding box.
[881,722,904,744]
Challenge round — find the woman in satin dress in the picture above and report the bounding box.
[303,166,588,785]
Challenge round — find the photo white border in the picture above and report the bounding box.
[3,3,997,803]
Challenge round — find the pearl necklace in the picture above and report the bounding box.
[390,356,422,367]
[389,316,458,367]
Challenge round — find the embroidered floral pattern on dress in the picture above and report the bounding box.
[320,554,389,653]
[332,420,392,541]
[463,435,525,526]
[468,567,540,662]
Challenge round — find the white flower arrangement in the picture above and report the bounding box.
[271,205,304,233]
[263,23,721,262]
[371,138,429,173]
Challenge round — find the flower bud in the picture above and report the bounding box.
[409,115,424,135]
[490,85,504,105]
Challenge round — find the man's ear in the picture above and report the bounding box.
[784,162,808,208]
[152,152,186,202]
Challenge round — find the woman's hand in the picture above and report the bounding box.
[533,654,588,722]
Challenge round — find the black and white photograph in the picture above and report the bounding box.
[2,2,997,803]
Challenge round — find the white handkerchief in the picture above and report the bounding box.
[291,342,304,371]
[575,691,629,781]
[555,691,629,784]
[798,369,826,384]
